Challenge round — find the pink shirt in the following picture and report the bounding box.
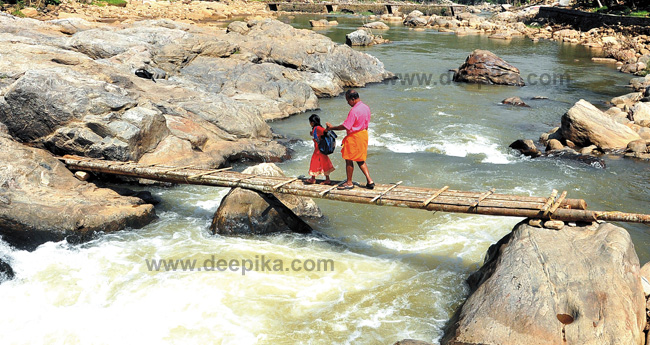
[342,101,371,135]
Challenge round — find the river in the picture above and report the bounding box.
[0,14,649,345]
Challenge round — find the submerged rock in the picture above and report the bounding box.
[0,137,156,250]
[501,96,528,107]
[210,163,321,236]
[442,221,645,345]
[508,139,541,157]
[453,50,525,86]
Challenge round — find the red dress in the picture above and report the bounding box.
[309,126,335,177]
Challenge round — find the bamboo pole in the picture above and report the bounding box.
[472,188,495,208]
[422,186,449,206]
[371,181,402,203]
[389,185,586,210]
[58,157,650,224]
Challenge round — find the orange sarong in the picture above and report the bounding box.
[341,130,368,162]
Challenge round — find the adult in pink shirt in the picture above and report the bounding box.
[326,90,375,190]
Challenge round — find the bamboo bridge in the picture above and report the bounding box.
[59,155,650,224]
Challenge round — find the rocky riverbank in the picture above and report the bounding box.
[0,10,393,249]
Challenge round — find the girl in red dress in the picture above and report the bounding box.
[306,114,335,185]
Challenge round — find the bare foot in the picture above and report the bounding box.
[305,178,316,184]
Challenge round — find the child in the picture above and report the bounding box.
[306,114,335,185]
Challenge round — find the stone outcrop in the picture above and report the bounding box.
[0,15,393,169]
[561,99,641,150]
[442,221,645,345]
[453,50,525,86]
[210,163,321,236]
[0,136,156,250]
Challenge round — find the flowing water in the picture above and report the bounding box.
[1,14,650,345]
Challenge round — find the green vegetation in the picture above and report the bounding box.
[630,10,650,17]
[576,0,649,16]
[93,0,127,6]
[10,9,24,17]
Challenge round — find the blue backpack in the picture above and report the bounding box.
[313,126,337,155]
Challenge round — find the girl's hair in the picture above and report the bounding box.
[308,114,321,127]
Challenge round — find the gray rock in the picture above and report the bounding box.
[404,16,429,27]
[226,21,249,35]
[230,19,394,88]
[66,29,152,59]
[47,17,98,35]
[442,221,645,345]
[453,50,525,86]
[0,69,136,142]
[346,29,374,46]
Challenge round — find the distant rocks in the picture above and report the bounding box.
[363,21,390,30]
[442,221,646,345]
[453,50,525,86]
[309,19,338,27]
[210,163,321,236]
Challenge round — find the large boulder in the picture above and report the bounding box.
[210,163,321,236]
[0,137,156,250]
[345,29,389,47]
[453,50,525,86]
[442,221,645,345]
[560,99,641,150]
